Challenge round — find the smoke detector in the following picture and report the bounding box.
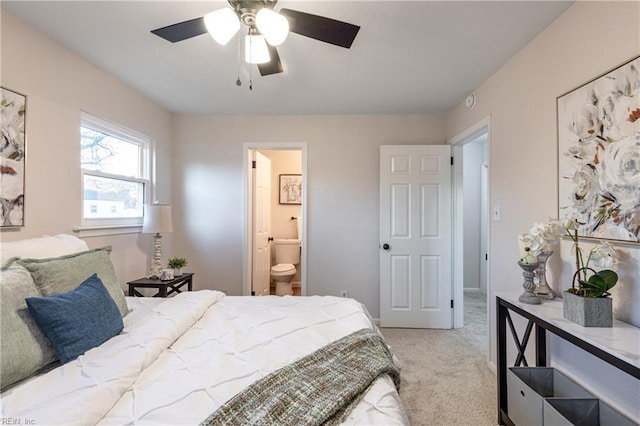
[465,93,476,109]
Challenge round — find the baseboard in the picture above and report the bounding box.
[464,288,481,293]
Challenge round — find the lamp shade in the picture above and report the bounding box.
[142,203,173,234]
[245,33,270,64]
[204,8,240,45]
[256,8,289,46]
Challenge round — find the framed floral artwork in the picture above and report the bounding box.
[557,56,639,243]
[279,174,302,205]
[1,87,26,227]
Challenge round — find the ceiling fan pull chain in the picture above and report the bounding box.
[236,36,242,86]
[248,31,254,91]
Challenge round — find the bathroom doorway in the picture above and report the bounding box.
[242,142,307,297]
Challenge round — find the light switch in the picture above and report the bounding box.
[493,204,501,221]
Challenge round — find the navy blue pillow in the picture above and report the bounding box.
[25,273,124,364]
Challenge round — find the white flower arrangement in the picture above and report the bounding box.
[518,216,620,297]
[517,219,565,263]
[519,217,619,261]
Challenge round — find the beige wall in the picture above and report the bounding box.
[0,11,174,286]
[447,1,639,419]
[171,114,446,314]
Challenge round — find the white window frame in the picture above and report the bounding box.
[79,112,152,231]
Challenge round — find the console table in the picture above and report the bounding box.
[496,292,640,425]
[127,273,194,298]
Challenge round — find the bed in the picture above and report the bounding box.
[0,235,407,425]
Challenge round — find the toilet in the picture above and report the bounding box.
[270,239,300,296]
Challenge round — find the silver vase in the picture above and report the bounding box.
[518,261,541,304]
[535,251,556,300]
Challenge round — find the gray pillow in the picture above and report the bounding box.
[18,246,128,317]
[0,264,58,391]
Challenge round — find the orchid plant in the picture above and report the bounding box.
[564,225,619,298]
[519,217,619,297]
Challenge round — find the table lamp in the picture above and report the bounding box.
[142,203,173,278]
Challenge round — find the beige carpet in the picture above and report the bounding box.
[380,292,496,425]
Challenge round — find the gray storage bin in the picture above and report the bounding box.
[507,367,592,426]
[544,398,638,426]
[543,398,600,426]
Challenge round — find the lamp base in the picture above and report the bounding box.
[149,233,163,278]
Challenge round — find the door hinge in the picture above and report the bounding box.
[451,299,454,309]
[252,160,256,169]
[450,156,454,166]
[485,253,488,261]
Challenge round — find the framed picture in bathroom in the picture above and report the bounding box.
[279,174,302,205]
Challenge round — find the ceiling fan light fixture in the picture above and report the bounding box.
[204,8,240,45]
[256,8,289,46]
[245,33,270,64]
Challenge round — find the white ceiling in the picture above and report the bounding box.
[2,0,573,115]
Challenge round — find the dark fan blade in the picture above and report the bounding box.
[258,45,284,76]
[151,17,207,43]
[279,8,360,48]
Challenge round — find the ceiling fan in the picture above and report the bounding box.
[150,0,360,78]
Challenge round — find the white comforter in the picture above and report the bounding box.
[1,291,407,425]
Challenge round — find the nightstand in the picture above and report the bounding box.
[127,273,194,298]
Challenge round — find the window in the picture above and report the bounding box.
[80,112,150,227]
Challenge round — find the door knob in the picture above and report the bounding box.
[382,243,390,250]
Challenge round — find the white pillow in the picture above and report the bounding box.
[0,234,89,265]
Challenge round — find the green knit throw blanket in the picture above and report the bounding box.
[200,328,400,426]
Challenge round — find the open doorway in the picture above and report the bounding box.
[461,135,488,349]
[242,142,307,297]
[451,117,490,359]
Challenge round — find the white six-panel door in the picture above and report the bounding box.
[380,145,452,328]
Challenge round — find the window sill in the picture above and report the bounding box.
[73,224,142,238]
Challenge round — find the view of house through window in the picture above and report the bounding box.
[80,112,150,224]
